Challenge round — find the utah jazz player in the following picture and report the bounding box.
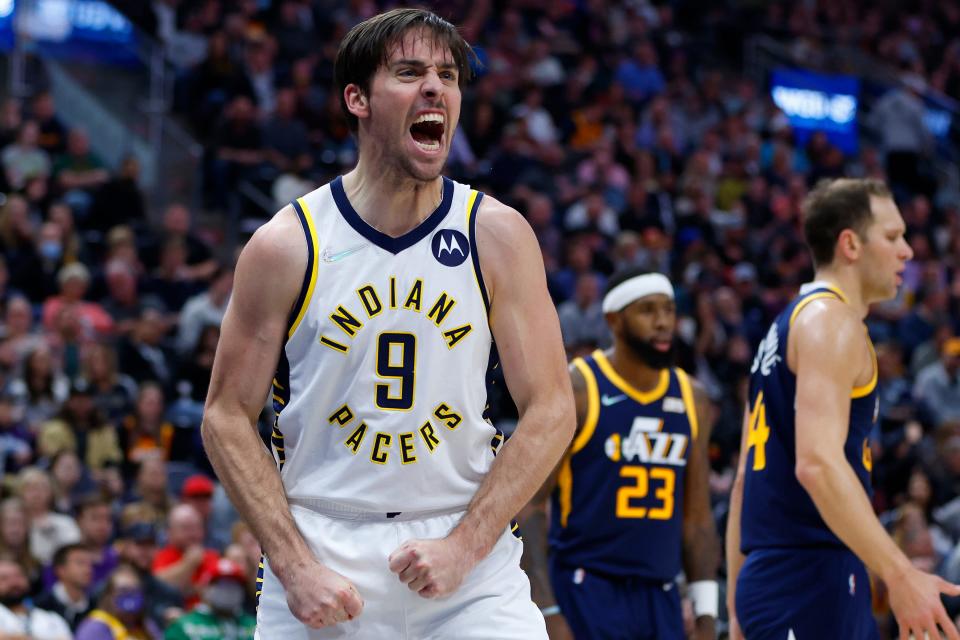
[726,178,960,640]
[202,9,575,639]
[519,269,719,640]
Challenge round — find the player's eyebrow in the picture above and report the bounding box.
[391,59,458,71]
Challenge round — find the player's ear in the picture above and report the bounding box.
[836,228,861,262]
[344,84,370,121]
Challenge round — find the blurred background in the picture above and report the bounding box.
[0,0,958,638]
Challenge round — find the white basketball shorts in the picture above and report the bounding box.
[255,501,547,639]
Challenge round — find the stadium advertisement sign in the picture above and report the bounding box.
[770,68,859,154]
[0,0,137,64]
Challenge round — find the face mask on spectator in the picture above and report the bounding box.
[205,582,245,613]
[39,241,62,262]
[114,589,144,615]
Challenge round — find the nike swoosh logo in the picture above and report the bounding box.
[600,394,627,407]
[320,244,367,263]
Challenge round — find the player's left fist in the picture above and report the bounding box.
[388,537,472,598]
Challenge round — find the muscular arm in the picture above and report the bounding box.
[448,197,576,567]
[200,207,314,582]
[517,364,586,608]
[791,301,911,582]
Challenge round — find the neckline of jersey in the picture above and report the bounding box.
[592,350,671,405]
[330,176,455,254]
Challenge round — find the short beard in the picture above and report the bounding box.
[623,334,675,370]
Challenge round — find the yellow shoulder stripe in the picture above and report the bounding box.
[571,358,599,454]
[288,197,320,339]
[675,368,699,441]
[593,350,669,404]
[788,291,841,328]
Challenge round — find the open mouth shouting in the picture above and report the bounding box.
[410,112,445,153]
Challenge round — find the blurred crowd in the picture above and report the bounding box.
[0,0,955,637]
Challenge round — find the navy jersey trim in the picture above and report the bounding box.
[287,198,318,337]
[330,175,454,254]
[466,191,490,315]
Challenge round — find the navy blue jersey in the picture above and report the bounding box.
[741,283,878,552]
[549,350,699,581]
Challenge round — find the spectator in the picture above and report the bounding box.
[151,504,219,608]
[175,265,232,356]
[1,120,51,191]
[0,391,33,475]
[38,378,123,472]
[261,87,310,175]
[116,307,175,387]
[118,383,187,473]
[114,522,182,630]
[913,336,960,428]
[123,455,172,529]
[0,294,44,366]
[557,272,607,356]
[32,92,67,156]
[175,324,219,404]
[0,497,41,589]
[74,496,119,585]
[163,558,255,640]
[18,467,82,565]
[35,542,95,630]
[145,204,216,281]
[49,450,87,515]
[42,263,115,337]
[87,156,147,234]
[75,563,162,640]
[7,345,69,430]
[178,475,217,549]
[81,342,137,423]
[52,128,110,215]
[867,74,933,197]
[0,555,70,639]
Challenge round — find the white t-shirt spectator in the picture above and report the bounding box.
[0,603,71,639]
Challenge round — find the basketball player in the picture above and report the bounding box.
[518,268,720,640]
[201,9,575,639]
[726,178,960,640]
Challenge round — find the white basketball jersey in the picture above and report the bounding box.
[271,176,496,512]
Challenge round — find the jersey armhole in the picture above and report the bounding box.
[675,368,699,441]
[570,358,600,454]
[286,197,320,338]
[466,190,491,316]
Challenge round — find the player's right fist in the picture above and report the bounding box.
[282,559,364,628]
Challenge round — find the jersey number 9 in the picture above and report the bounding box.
[375,332,416,411]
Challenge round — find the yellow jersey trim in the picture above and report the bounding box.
[570,358,600,454]
[675,368,699,441]
[288,197,320,338]
[788,289,877,399]
[592,350,669,405]
[89,610,129,639]
[557,453,573,527]
[851,333,878,398]
[788,291,841,328]
[465,190,490,314]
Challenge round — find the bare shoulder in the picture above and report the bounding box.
[790,297,868,372]
[233,205,308,311]
[474,195,542,298]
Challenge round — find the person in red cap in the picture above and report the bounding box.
[151,504,219,609]
[163,558,256,640]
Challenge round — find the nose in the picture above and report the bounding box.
[900,237,914,261]
[421,69,443,100]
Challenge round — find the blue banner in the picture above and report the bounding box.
[0,0,139,64]
[770,68,859,154]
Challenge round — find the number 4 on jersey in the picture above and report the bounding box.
[746,392,770,471]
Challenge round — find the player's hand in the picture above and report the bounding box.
[281,558,364,628]
[389,537,474,598]
[544,612,575,640]
[887,566,960,640]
